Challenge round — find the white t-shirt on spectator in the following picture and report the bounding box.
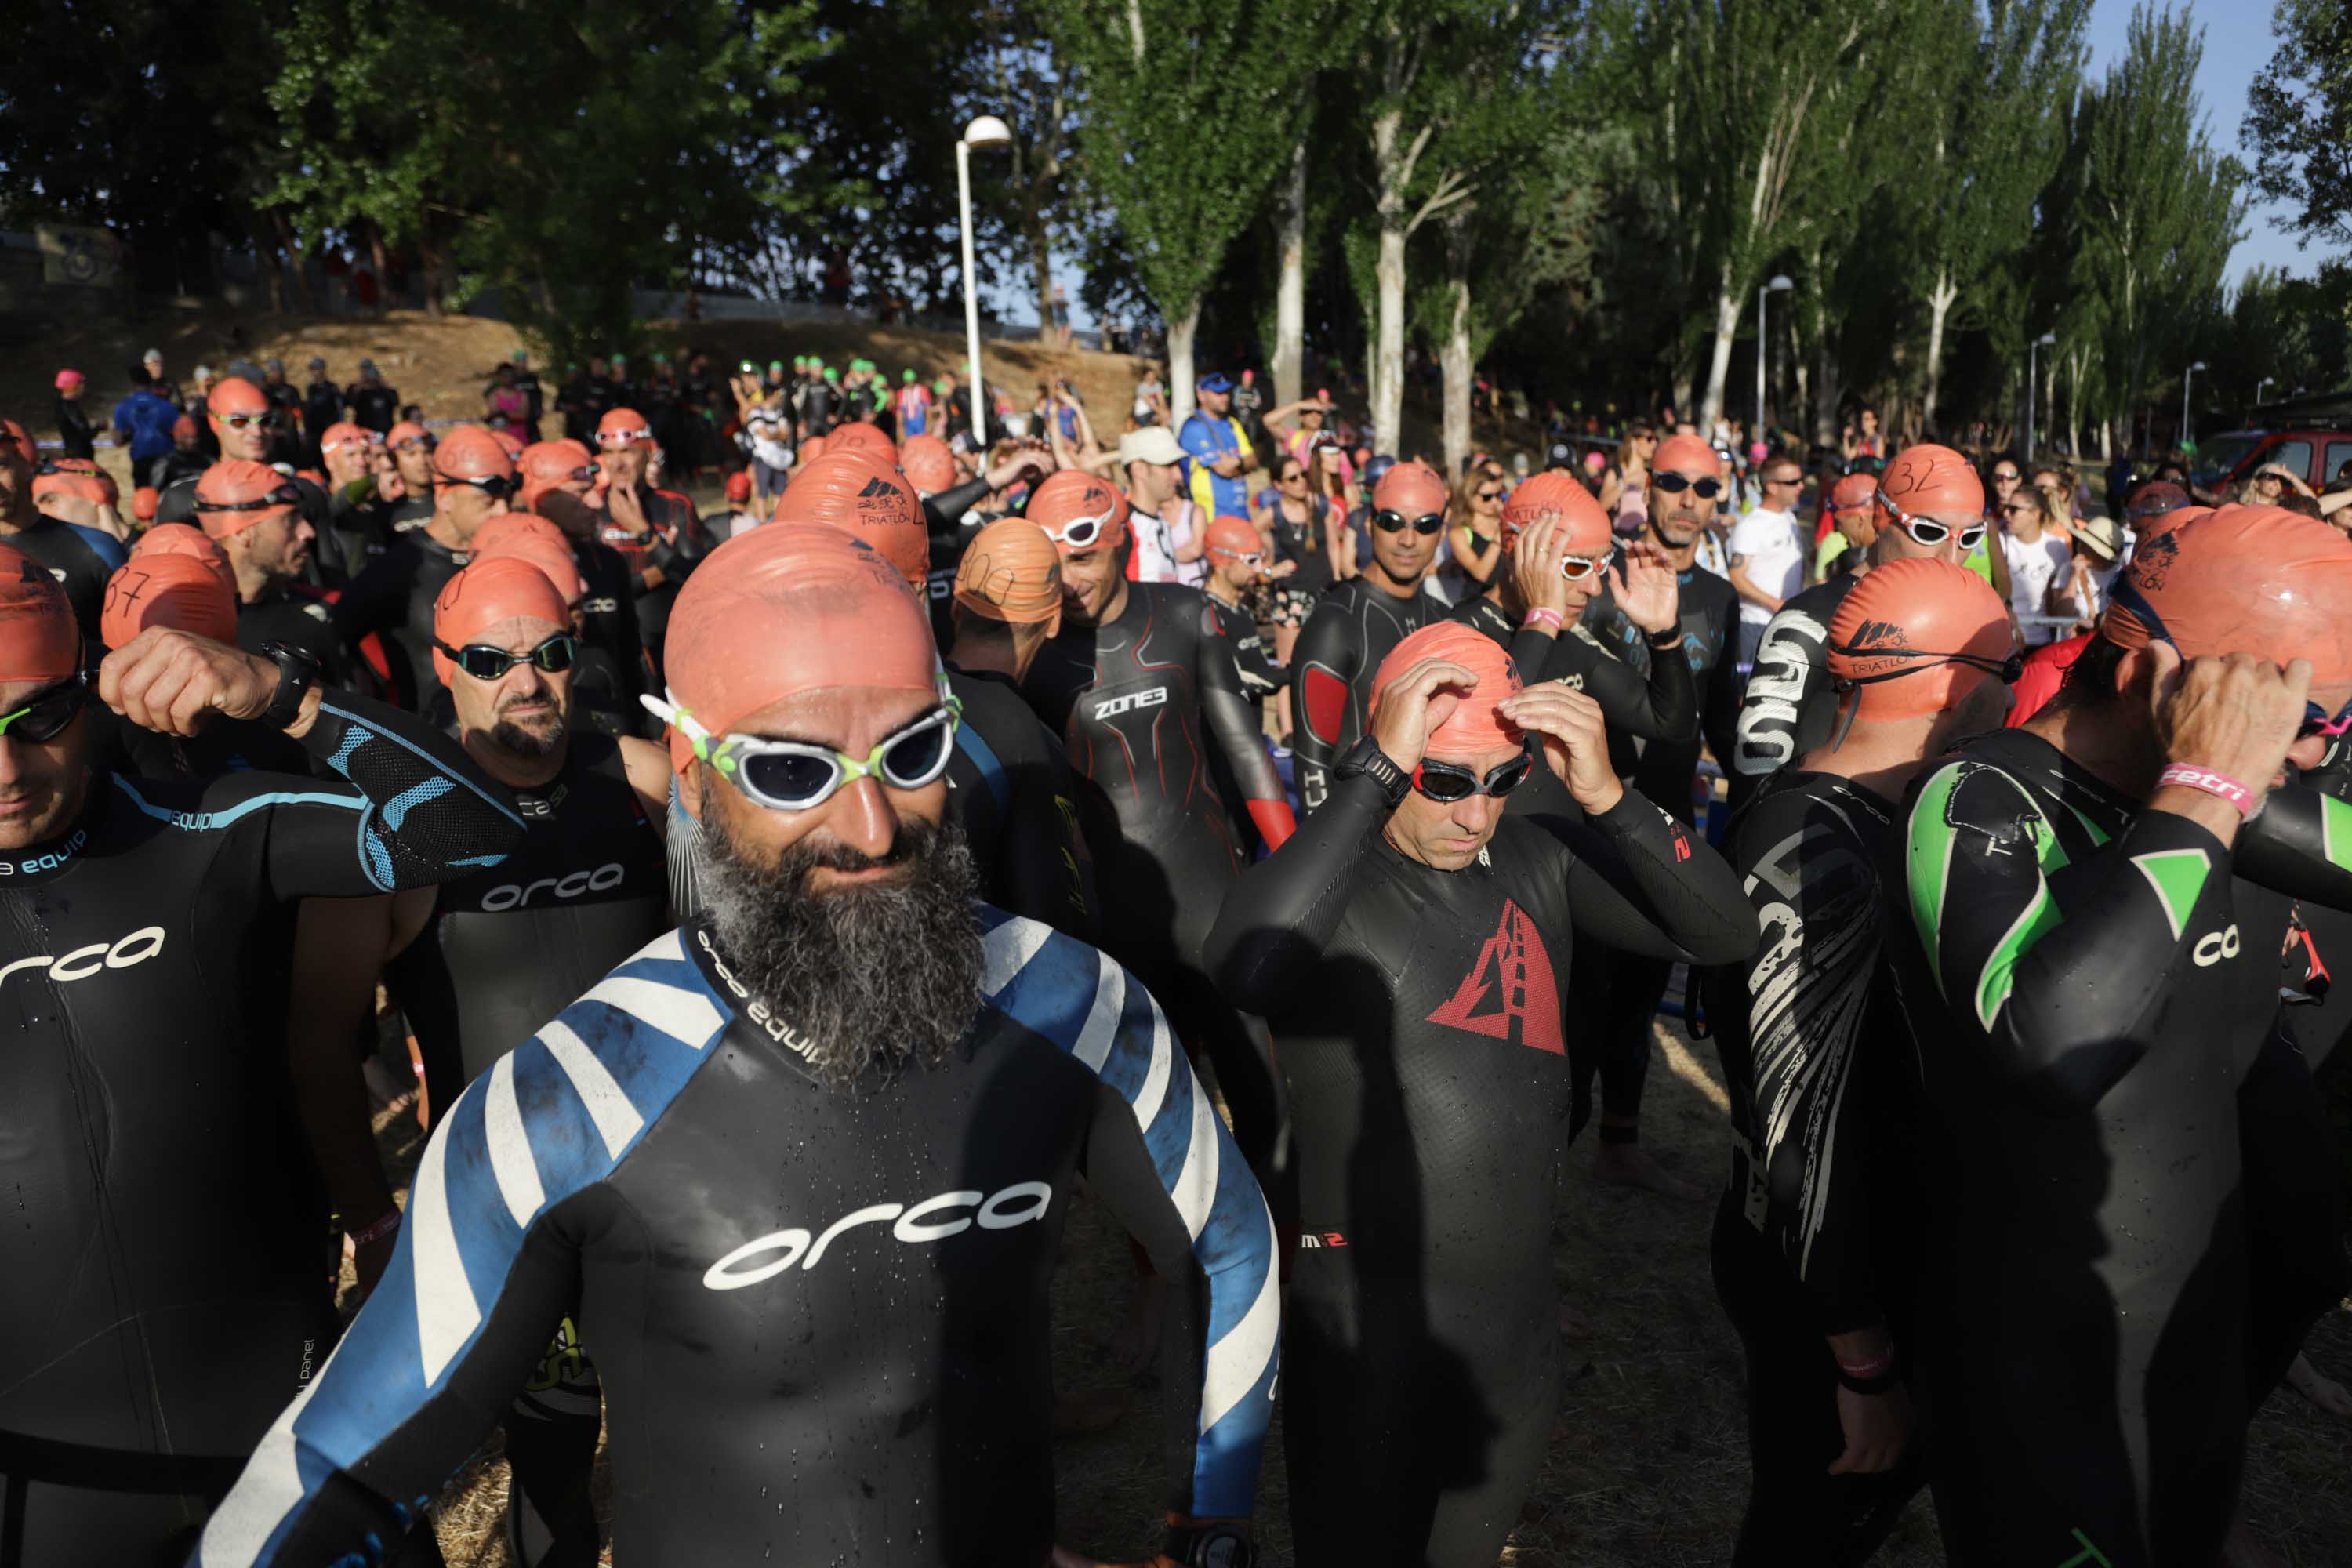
[1128,503,1180,583]
[2002,532,2073,645]
[1726,507,1803,626]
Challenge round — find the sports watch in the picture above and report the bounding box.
[255,640,325,731]
[1163,1523,1256,1568]
[1334,732,1410,810]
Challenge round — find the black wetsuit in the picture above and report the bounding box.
[236,583,353,680]
[347,383,400,437]
[196,906,1280,1565]
[1207,591,1284,700]
[1205,771,1754,1566]
[1290,575,1443,812]
[590,485,710,678]
[0,692,524,1565]
[1708,770,1926,1563]
[1024,581,1294,1199]
[1882,728,2347,1566]
[7,517,128,644]
[334,527,469,710]
[54,399,96,463]
[1731,572,1864,780]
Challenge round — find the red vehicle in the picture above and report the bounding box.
[2194,392,2352,495]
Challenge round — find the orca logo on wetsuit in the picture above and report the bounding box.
[700,1182,1056,1290]
[0,924,166,986]
[2192,924,2242,967]
[1092,687,1169,720]
[479,862,626,910]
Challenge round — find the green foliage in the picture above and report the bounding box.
[2242,0,2352,253]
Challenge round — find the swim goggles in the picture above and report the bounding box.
[1413,745,1537,803]
[641,680,963,811]
[436,633,576,681]
[1876,486,1987,552]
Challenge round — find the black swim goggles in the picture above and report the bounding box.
[435,633,576,681]
[641,679,963,811]
[0,676,89,745]
[1412,745,1537,803]
[1826,644,2023,692]
[1650,472,1722,499]
[194,481,303,515]
[1374,510,1445,535]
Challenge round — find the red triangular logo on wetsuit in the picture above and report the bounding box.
[1425,898,1564,1054]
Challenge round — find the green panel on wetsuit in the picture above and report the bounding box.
[2129,848,2212,942]
[2321,790,2352,870]
[1905,764,1965,993]
[1908,762,2076,1028]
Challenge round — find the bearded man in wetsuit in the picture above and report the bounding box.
[336,426,515,709]
[1710,559,2017,1565]
[1733,449,1980,781]
[0,417,128,641]
[1577,431,1746,1195]
[0,546,524,1565]
[1020,468,1298,1205]
[1881,505,2352,1566]
[199,521,1281,1568]
[1290,459,1447,812]
[519,437,647,711]
[1205,621,1755,1567]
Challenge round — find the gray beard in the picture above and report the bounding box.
[693,808,982,1089]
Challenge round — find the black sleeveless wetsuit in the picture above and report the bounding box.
[0,693,524,1565]
[1205,772,1755,1566]
[196,908,1281,1565]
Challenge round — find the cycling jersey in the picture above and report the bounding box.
[197,906,1279,1565]
[1178,410,1254,521]
[1731,572,1864,779]
[1206,771,1753,1566]
[1290,576,1446,812]
[0,691,523,1564]
[6,517,129,644]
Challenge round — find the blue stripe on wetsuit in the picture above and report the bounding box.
[956,720,1011,818]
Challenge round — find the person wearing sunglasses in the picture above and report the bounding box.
[1878,504,2352,1568]
[1707,558,2016,1564]
[1997,475,2074,648]
[1207,620,1751,1568]
[0,416,128,645]
[0,542,528,1565]
[206,521,1280,1568]
[1735,445,1986,783]
[1727,456,1807,668]
[1290,459,1449,815]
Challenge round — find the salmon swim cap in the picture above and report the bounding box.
[472,528,586,608]
[132,487,158,522]
[1651,434,1722,477]
[1368,621,1526,760]
[1828,472,1879,522]
[1875,443,1982,527]
[192,459,302,539]
[518,439,596,510]
[430,557,573,688]
[1026,470,1128,554]
[1203,514,1265,564]
[205,376,270,423]
[797,434,830,467]
[319,422,371,458]
[131,522,238,596]
[1498,470,1611,556]
[777,449,928,586]
[595,407,653,450]
[102,554,238,649]
[827,422,895,459]
[31,466,111,509]
[387,420,432,453]
[953,518,1063,634]
[2125,481,2191,522]
[0,545,81,683]
[658,522,937,775]
[1371,460,1449,518]
[434,426,516,483]
[898,434,959,495]
[1827,557,2013,720]
[2100,504,2352,685]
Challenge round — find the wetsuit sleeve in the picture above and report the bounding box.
[1555,792,1757,965]
[1901,758,2238,1106]
[1731,804,1889,1331]
[1195,599,1293,848]
[1226,612,1286,699]
[922,476,993,535]
[2227,780,2352,910]
[133,689,526,898]
[1287,598,1355,815]
[981,916,1279,1519]
[1205,771,1388,1011]
[1534,623,1697,743]
[1733,601,1828,775]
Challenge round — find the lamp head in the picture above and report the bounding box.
[963,114,1013,149]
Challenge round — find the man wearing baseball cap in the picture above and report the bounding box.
[0,418,129,641]
[1118,423,1207,587]
[1178,371,1256,521]
[336,426,517,707]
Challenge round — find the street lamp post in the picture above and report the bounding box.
[956,114,1013,448]
[2024,332,2056,466]
[2181,361,2208,452]
[2256,376,2272,408]
[1756,274,1793,443]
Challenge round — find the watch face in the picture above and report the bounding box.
[1197,1534,1247,1568]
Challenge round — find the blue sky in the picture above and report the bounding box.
[2089,0,2332,285]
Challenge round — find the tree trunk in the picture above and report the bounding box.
[1922,269,1957,438]
[269,208,315,313]
[252,216,287,314]
[1272,141,1307,407]
[419,232,447,318]
[1168,299,1200,426]
[365,221,390,317]
[1441,277,1472,481]
[1028,221,1053,343]
[1374,220,1407,457]
[1699,270,1740,437]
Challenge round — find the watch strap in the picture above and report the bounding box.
[1334,733,1409,809]
[257,641,324,730]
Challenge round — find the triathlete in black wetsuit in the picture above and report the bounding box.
[201,519,1279,1568]
[337,426,517,708]
[1206,622,1754,1566]
[153,379,333,552]
[589,408,713,674]
[177,459,355,684]
[1291,459,1446,811]
[1882,506,2352,1566]
[1708,560,2016,1566]
[0,554,524,1565]
[521,441,648,721]
[1202,514,1288,700]
[2,419,129,641]
[1733,453,1976,779]
[1020,470,1298,1200]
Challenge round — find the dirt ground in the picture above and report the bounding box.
[357,1017,2352,1568]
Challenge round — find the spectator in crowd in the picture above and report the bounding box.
[347,358,401,435]
[484,361,532,441]
[1600,420,1657,534]
[113,371,184,474]
[1444,461,1507,601]
[2060,512,2125,630]
[1132,364,1169,428]
[510,348,545,441]
[142,346,180,406]
[1726,453,1806,668]
[1840,405,1885,461]
[1178,372,1255,522]
[1997,474,2074,645]
[53,370,96,462]
[300,357,343,462]
[1231,365,1265,448]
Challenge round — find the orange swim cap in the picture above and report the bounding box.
[192,459,302,539]
[798,434,830,466]
[899,434,959,495]
[319,422,371,458]
[1203,514,1264,563]
[596,407,653,450]
[1368,621,1526,760]
[102,554,238,649]
[1026,470,1128,554]
[132,486,159,522]
[1652,434,1722,477]
[387,420,432,452]
[31,466,111,508]
[518,439,596,511]
[1371,460,1448,518]
[0,546,82,683]
[1875,443,1982,528]
[1498,471,1611,556]
[430,557,572,688]
[1827,558,2013,720]
[828,422,895,459]
[953,518,1063,633]
[131,522,238,596]
[777,450,928,586]
[206,376,270,423]
[472,529,586,608]
[1828,473,1879,521]
[2100,504,2352,685]
[434,426,516,483]
[661,522,938,776]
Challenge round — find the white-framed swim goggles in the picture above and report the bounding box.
[641,677,962,811]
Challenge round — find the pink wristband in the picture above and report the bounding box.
[348,1210,404,1248]
[1522,608,1563,632]
[2157,764,2254,817]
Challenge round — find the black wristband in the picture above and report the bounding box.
[256,640,325,731]
[1834,1360,1903,1396]
[1646,626,1684,651]
[1334,733,1410,810]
